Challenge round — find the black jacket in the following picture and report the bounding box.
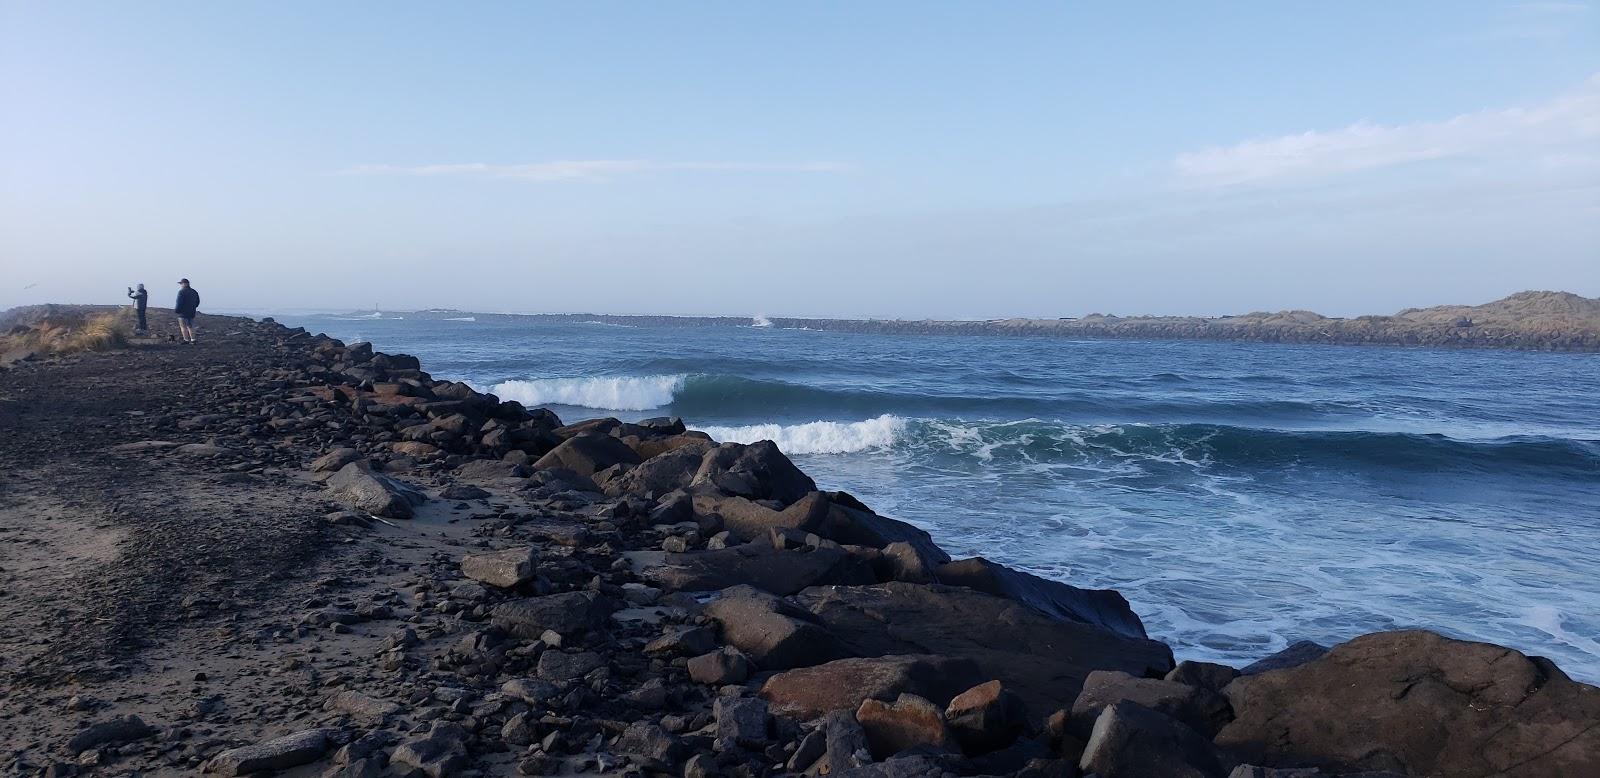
[176,287,200,316]
[128,289,147,310]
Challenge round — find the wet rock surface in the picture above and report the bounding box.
[0,309,1595,777]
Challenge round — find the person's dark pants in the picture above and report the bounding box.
[136,308,147,331]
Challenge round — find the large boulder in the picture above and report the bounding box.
[533,432,641,477]
[311,447,363,473]
[1239,640,1327,675]
[454,458,527,483]
[703,586,841,670]
[1069,670,1233,738]
[693,491,832,542]
[1079,702,1230,778]
[606,443,712,498]
[759,655,983,720]
[820,495,950,566]
[490,591,613,639]
[793,582,1174,717]
[692,441,816,505]
[1215,630,1600,777]
[460,547,537,588]
[642,542,875,595]
[935,556,1148,639]
[326,463,426,518]
[206,729,333,776]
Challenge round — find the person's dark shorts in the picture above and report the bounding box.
[180,314,195,326]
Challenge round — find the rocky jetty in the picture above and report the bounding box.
[1,309,1596,777]
[384,290,1600,352]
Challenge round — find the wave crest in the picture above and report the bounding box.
[694,414,906,454]
[491,375,685,411]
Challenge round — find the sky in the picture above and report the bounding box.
[2,1,1597,318]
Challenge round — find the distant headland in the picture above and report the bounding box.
[336,291,1600,352]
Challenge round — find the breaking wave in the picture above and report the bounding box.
[491,375,686,411]
[694,415,906,454]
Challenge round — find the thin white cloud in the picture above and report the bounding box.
[1174,74,1600,187]
[342,160,850,181]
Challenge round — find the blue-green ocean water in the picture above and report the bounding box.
[276,313,1600,680]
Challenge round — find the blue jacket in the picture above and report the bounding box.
[176,287,200,316]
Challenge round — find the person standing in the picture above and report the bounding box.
[127,283,148,333]
[175,278,200,344]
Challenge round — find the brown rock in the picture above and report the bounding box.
[533,431,641,477]
[460,547,536,588]
[703,586,839,670]
[1215,630,1600,777]
[945,680,1030,755]
[687,647,752,685]
[759,654,983,720]
[642,541,875,595]
[855,693,956,760]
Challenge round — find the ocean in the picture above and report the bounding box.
[274,312,1600,681]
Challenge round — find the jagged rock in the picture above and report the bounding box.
[533,431,642,476]
[642,541,875,595]
[935,556,1147,639]
[945,680,1029,755]
[311,447,362,472]
[439,483,490,500]
[1215,630,1600,777]
[688,647,752,685]
[206,729,333,775]
[1240,640,1327,675]
[793,582,1173,716]
[644,625,718,656]
[391,441,441,457]
[500,678,560,706]
[460,546,536,588]
[390,721,468,778]
[326,463,426,518]
[1166,660,1241,693]
[536,650,606,682]
[1070,670,1233,738]
[693,491,831,543]
[759,655,982,720]
[455,458,526,482]
[1080,701,1229,777]
[880,541,939,583]
[819,710,873,774]
[819,495,951,566]
[703,586,840,669]
[714,696,771,750]
[692,440,816,505]
[65,715,156,754]
[490,591,612,639]
[614,721,684,764]
[855,693,955,760]
[325,690,399,720]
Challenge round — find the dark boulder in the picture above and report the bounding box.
[692,440,816,505]
[820,497,950,566]
[1166,660,1241,693]
[1079,701,1230,778]
[855,693,956,760]
[490,591,613,639]
[945,680,1030,755]
[1239,640,1328,675]
[326,463,426,518]
[532,431,641,477]
[606,444,712,499]
[454,458,527,483]
[935,556,1148,639]
[642,541,876,595]
[793,582,1174,717]
[703,586,841,670]
[1069,669,1233,738]
[1215,630,1600,777]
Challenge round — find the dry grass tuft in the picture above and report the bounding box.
[1,309,132,356]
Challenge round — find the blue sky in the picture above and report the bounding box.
[2,1,1597,317]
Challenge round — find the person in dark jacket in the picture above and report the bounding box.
[175,278,200,344]
[127,283,148,332]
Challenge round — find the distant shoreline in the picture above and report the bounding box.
[320,290,1600,353]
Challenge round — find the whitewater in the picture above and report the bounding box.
[276,313,1600,681]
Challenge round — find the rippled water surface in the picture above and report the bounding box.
[275,314,1600,679]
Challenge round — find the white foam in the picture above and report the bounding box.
[444,316,476,322]
[491,375,685,411]
[693,414,905,455]
[751,315,773,328]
